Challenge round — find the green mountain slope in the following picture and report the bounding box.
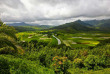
[75,20,92,27]
[84,19,110,31]
[52,20,95,33]
[98,21,110,31]
[84,19,110,26]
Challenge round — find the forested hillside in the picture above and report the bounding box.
[84,19,110,31]
[52,20,96,33]
[0,21,17,54]
[84,19,110,26]
[0,20,110,74]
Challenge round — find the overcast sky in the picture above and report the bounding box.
[0,0,110,25]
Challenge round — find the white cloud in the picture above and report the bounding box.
[0,0,110,25]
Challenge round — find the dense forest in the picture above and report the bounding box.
[0,19,110,74]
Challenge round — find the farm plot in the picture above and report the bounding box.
[16,32,52,43]
[59,33,110,48]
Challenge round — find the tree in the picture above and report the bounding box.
[0,19,3,26]
[0,20,17,54]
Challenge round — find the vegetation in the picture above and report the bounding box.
[0,21,17,54]
[0,20,110,74]
[51,20,96,33]
[84,19,110,31]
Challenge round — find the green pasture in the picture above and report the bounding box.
[58,32,110,48]
[16,32,51,43]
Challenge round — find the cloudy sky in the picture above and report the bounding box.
[0,0,110,25]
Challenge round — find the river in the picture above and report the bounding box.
[52,35,61,45]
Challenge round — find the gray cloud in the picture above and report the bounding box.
[0,0,110,25]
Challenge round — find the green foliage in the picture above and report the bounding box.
[48,37,58,47]
[0,38,17,50]
[0,19,110,74]
[0,57,10,74]
[68,68,110,74]
[0,22,17,54]
[51,56,71,73]
[84,55,103,70]
[0,55,55,74]
[73,58,83,68]
[0,46,15,54]
[0,19,3,26]
[13,25,52,32]
[0,26,17,39]
[14,26,36,32]
[84,19,110,32]
[15,32,110,73]
[65,50,80,61]
[52,21,95,33]
[97,38,110,46]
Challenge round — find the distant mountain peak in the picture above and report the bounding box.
[8,22,30,26]
[75,19,82,22]
[20,22,25,24]
[75,19,92,27]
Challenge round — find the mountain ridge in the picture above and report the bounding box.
[52,20,95,33]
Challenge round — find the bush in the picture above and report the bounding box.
[84,55,103,70]
[97,38,110,46]
[65,50,80,61]
[73,58,84,68]
[0,55,55,74]
[0,57,10,74]
[0,46,15,54]
[51,56,71,73]
[99,55,110,67]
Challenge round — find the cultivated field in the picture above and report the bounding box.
[57,33,110,48]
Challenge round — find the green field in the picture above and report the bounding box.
[16,31,58,47]
[16,31,110,48]
[57,33,110,48]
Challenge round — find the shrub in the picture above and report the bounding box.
[99,55,110,67]
[0,46,15,54]
[51,56,71,73]
[0,57,10,74]
[73,58,84,68]
[84,55,103,70]
[80,50,88,57]
[97,38,110,46]
[0,55,55,74]
[65,50,80,61]
[19,41,28,47]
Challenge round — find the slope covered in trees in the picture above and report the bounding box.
[52,20,95,33]
[0,20,18,54]
[84,19,110,31]
[84,19,110,26]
